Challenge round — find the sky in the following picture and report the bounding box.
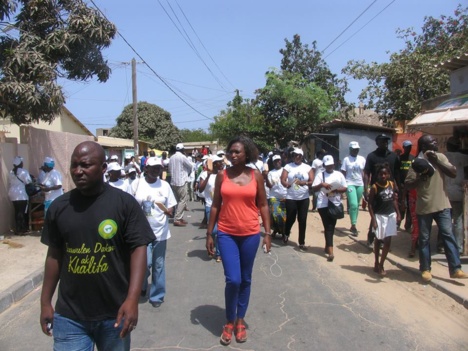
[61,0,458,135]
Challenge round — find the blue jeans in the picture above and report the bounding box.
[142,240,167,303]
[417,208,461,274]
[206,206,220,257]
[217,231,260,322]
[53,313,130,351]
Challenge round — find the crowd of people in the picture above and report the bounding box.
[6,133,464,350]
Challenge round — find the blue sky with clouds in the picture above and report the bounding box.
[62,1,456,135]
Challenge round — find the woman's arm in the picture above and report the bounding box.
[368,186,377,229]
[280,168,289,188]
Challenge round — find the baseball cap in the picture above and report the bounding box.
[211,155,224,163]
[412,158,434,178]
[349,141,360,149]
[375,134,391,141]
[292,148,303,155]
[44,156,55,168]
[216,150,225,156]
[176,143,184,150]
[110,155,119,160]
[146,157,162,166]
[402,140,412,147]
[107,162,122,172]
[127,167,136,173]
[13,156,23,166]
[323,155,334,166]
[272,155,281,161]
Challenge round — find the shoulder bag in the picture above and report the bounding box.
[323,172,344,219]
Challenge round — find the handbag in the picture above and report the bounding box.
[322,172,344,219]
[16,175,41,197]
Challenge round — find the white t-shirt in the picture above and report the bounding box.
[133,178,177,241]
[313,170,347,208]
[268,168,287,199]
[311,158,324,173]
[283,162,312,200]
[201,172,217,207]
[340,155,366,186]
[41,169,64,202]
[108,178,132,194]
[8,168,32,201]
[196,171,206,198]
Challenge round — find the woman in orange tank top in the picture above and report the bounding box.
[206,136,271,346]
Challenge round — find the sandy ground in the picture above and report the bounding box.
[0,232,46,291]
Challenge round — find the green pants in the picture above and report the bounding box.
[347,185,364,225]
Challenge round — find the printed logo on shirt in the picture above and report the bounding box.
[98,219,118,239]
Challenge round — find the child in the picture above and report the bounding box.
[368,163,401,276]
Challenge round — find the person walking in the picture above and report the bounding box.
[312,155,347,261]
[40,141,154,351]
[133,157,177,308]
[265,154,287,238]
[341,141,366,236]
[206,136,271,346]
[8,156,33,234]
[280,148,314,250]
[310,149,326,211]
[368,163,400,276]
[168,143,193,227]
[198,155,225,261]
[405,134,467,282]
[363,134,400,246]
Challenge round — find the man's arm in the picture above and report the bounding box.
[40,247,62,336]
[114,245,147,338]
[427,151,456,178]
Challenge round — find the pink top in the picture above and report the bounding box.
[218,169,260,236]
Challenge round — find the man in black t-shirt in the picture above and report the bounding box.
[40,141,154,351]
[364,134,400,245]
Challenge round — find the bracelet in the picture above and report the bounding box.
[206,232,212,237]
[264,232,271,236]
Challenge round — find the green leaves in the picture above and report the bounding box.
[110,102,182,151]
[0,0,116,125]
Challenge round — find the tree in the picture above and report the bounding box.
[110,101,181,150]
[280,34,349,113]
[179,128,213,142]
[0,0,116,125]
[343,5,468,126]
[255,70,334,147]
[210,91,272,152]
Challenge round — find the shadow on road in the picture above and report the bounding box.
[190,305,226,336]
[187,249,212,261]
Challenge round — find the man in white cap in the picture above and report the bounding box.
[8,156,33,234]
[39,157,63,214]
[107,163,132,194]
[168,143,193,226]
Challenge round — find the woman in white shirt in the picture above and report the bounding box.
[340,142,366,236]
[312,155,347,262]
[8,156,32,234]
[266,155,287,239]
[280,148,314,250]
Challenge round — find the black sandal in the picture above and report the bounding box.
[282,235,289,244]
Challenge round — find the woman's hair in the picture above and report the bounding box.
[226,136,258,164]
[375,162,390,176]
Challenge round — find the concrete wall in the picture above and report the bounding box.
[450,66,468,96]
[0,127,94,234]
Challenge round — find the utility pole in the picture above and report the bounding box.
[132,58,139,156]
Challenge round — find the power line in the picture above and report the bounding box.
[158,0,229,91]
[324,0,397,59]
[88,0,214,121]
[174,0,235,90]
[322,0,378,53]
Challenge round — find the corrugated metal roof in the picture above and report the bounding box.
[437,53,468,71]
[407,106,468,128]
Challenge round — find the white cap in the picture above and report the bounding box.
[110,155,119,160]
[124,154,131,159]
[272,155,281,161]
[107,163,122,172]
[349,141,360,149]
[268,151,273,156]
[202,155,209,160]
[211,155,224,163]
[323,155,334,166]
[146,157,162,166]
[13,156,23,166]
[216,150,225,156]
[176,143,184,150]
[127,167,136,173]
[44,156,54,164]
[292,148,303,155]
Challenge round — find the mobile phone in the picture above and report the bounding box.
[46,322,53,332]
